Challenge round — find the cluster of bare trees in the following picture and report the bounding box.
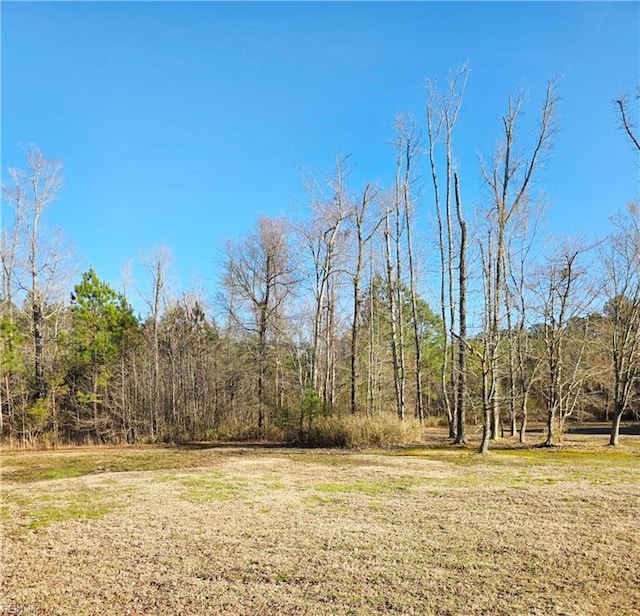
[1,80,638,450]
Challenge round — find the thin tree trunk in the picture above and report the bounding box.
[505,290,517,437]
[479,362,491,454]
[445,124,458,437]
[401,132,424,423]
[349,185,374,414]
[350,278,360,414]
[479,235,494,453]
[33,300,46,400]
[258,257,270,432]
[384,205,405,420]
[519,396,528,443]
[393,170,407,421]
[366,245,377,418]
[454,172,467,444]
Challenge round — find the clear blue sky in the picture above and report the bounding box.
[2,1,638,312]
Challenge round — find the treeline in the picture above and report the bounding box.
[2,72,639,450]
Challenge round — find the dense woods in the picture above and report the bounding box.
[2,80,638,451]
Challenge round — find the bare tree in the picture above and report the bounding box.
[479,80,559,450]
[382,188,406,421]
[221,217,297,433]
[478,233,497,454]
[535,243,594,446]
[140,246,172,438]
[601,204,640,445]
[394,115,425,422]
[1,184,22,314]
[1,147,72,445]
[453,171,468,442]
[505,200,546,442]
[4,147,66,404]
[366,242,380,417]
[349,182,378,415]
[298,158,350,412]
[426,65,469,440]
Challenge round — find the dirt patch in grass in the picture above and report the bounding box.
[1,441,638,615]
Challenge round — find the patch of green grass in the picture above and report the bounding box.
[305,493,348,506]
[170,473,244,503]
[18,490,112,530]
[28,501,112,529]
[2,493,37,509]
[493,446,640,465]
[183,485,237,502]
[2,486,130,533]
[40,467,93,481]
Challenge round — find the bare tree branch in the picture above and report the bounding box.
[615,93,640,152]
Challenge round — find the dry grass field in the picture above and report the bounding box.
[1,433,639,615]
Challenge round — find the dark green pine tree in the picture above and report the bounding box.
[66,267,138,442]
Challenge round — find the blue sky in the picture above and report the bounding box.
[1,1,639,311]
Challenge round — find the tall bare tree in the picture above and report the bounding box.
[349,182,378,415]
[426,65,469,439]
[140,246,172,438]
[299,158,350,411]
[394,116,425,422]
[1,147,71,445]
[479,80,558,451]
[536,243,593,446]
[382,188,406,421]
[453,171,468,442]
[4,147,66,404]
[221,217,297,433]
[601,204,640,445]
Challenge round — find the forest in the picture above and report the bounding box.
[2,72,639,453]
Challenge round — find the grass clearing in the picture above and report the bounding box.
[1,436,639,615]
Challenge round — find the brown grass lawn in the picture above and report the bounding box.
[1,433,639,615]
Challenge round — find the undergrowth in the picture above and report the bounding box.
[300,415,427,448]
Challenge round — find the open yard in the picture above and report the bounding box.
[1,434,639,615]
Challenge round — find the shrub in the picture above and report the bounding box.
[300,414,425,449]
